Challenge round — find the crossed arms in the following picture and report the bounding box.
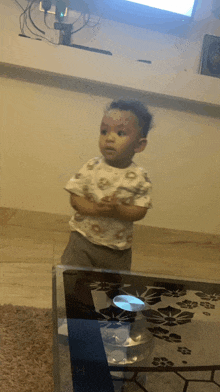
[69,193,148,222]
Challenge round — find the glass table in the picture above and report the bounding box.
[52,265,220,392]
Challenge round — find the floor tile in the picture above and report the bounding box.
[187,381,220,391]
[0,225,54,263]
[5,208,69,232]
[0,263,52,308]
[0,207,17,225]
[1,208,220,309]
[136,371,185,392]
[178,371,212,381]
[132,252,220,281]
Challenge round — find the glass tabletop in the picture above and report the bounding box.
[52,265,220,392]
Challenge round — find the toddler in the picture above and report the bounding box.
[61,98,153,271]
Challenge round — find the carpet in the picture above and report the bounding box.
[0,304,54,392]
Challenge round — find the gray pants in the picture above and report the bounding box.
[61,231,132,271]
[61,231,134,391]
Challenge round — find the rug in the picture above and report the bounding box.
[0,304,54,392]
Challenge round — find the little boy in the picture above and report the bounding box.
[61,99,153,271]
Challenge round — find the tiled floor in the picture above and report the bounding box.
[1,207,220,309]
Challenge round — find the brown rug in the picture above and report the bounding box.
[0,304,54,392]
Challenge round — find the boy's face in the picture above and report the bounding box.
[99,109,147,168]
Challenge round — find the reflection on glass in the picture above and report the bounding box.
[113,295,146,312]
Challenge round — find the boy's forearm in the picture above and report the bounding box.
[112,204,148,222]
[70,194,147,222]
[70,194,100,217]
[70,194,114,218]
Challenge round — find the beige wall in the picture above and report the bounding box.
[1,76,220,234]
[0,0,220,234]
[1,0,220,104]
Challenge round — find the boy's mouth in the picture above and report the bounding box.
[105,148,116,156]
[105,147,115,151]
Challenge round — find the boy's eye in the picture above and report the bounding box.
[100,130,126,136]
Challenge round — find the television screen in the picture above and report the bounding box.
[84,0,199,34]
[125,0,196,17]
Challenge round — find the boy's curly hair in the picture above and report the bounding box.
[105,98,153,138]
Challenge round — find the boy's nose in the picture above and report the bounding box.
[106,132,115,141]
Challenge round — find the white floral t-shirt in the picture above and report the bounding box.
[64,156,152,250]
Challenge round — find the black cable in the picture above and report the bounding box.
[44,12,53,29]
[22,1,59,45]
[81,8,101,29]
[86,17,101,29]
[28,0,45,35]
[72,13,101,34]
[19,0,31,35]
[18,1,99,45]
[14,0,25,11]
[24,17,59,45]
[19,12,24,34]
[41,0,55,30]
[70,13,82,27]
[23,2,41,37]
[24,19,60,45]
[71,13,91,35]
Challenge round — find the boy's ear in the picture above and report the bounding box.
[135,138,147,153]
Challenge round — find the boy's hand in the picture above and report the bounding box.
[97,193,118,214]
[100,193,118,206]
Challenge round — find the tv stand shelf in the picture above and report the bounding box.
[0,34,219,113]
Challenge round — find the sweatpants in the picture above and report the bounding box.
[61,230,132,271]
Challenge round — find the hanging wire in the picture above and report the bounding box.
[14,0,25,11]
[28,0,45,35]
[19,0,31,35]
[21,1,60,45]
[83,11,101,29]
[86,17,101,29]
[18,0,101,45]
[71,13,91,35]
[44,12,53,29]
[70,12,82,27]
[23,2,42,37]
[75,12,101,32]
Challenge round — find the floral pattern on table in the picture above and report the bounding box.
[148,327,182,343]
[80,277,220,372]
[60,267,220,392]
[142,306,194,326]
